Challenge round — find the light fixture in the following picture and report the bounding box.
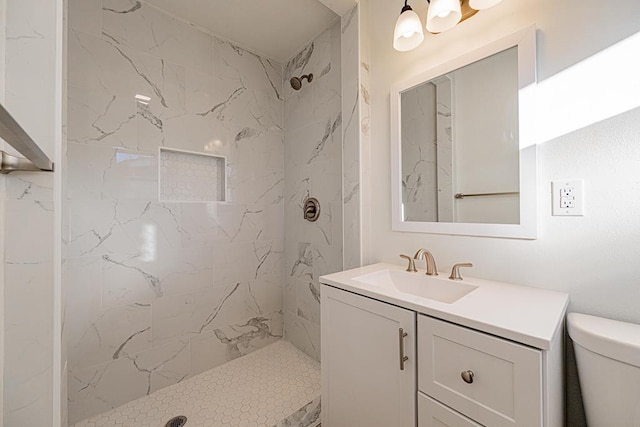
[393,0,425,52]
[426,0,462,33]
[393,0,505,52]
[469,0,503,10]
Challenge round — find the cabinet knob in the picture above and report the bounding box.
[461,370,474,384]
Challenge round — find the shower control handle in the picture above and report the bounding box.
[303,197,320,222]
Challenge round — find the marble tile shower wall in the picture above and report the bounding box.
[2,0,57,425]
[341,4,363,270]
[283,22,343,361]
[66,0,285,423]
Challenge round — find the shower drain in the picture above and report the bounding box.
[165,415,187,427]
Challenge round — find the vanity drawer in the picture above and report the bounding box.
[418,315,543,427]
[418,392,482,427]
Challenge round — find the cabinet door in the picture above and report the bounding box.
[321,285,416,427]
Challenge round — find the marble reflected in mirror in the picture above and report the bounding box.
[401,46,519,224]
[391,26,538,239]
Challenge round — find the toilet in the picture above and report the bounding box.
[567,313,640,426]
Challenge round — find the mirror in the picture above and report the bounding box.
[391,27,538,239]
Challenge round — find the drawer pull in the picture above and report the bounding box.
[399,328,409,371]
[461,370,475,384]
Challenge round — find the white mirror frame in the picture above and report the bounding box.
[391,26,538,239]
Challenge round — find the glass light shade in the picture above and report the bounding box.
[393,8,425,52]
[469,0,503,10]
[426,0,462,33]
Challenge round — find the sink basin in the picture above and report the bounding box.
[353,269,477,304]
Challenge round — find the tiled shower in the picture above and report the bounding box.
[63,0,357,424]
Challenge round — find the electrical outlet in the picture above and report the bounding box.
[560,198,575,208]
[560,188,575,198]
[552,180,584,216]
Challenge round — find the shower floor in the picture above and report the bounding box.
[72,340,321,427]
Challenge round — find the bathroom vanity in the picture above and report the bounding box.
[320,263,568,427]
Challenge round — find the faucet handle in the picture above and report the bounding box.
[449,263,473,280]
[400,254,418,272]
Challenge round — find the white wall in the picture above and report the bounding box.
[368,0,640,321]
[366,0,640,422]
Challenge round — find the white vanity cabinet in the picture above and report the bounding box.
[320,263,568,427]
[321,285,416,427]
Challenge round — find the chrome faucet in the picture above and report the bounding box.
[414,249,438,276]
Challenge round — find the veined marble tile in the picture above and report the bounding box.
[69,29,186,118]
[287,242,314,281]
[284,114,342,169]
[66,82,138,150]
[189,311,283,376]
[4,262,54,382]
[213,239,283,289]
[190,203,282,245]
[214,37,283,102]
[66,199,184,258]
[102,0,213,75]
[3,262,54,427]
[66,144,158,201]
[68,0,102,37]
[101,244,215,308]
[211,75,283,136]
[246,274,284,318]
[66,0,287,418]
[310,241,343,280]
[5,199,54,264]
[284,23,341,129]
[286,239,341,282]
[227,164,284,206]
[184,67,217,115]
[68,339,190,424]
[4,173,54,201]
[4,0,56,157]
[161,110,232,154]
[284,313,320,362]
[285,196,340,250]
[296,279,321,326]
[275,396,321,427]
[341,5,361,269]
[284,277,298,317]
[150,282,246,347]
[285,31,329,86]
[65,254,152,371]
[68,302,152,370]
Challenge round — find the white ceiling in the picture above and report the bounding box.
[144,0,344,63]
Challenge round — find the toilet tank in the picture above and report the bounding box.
[567,313,640,427]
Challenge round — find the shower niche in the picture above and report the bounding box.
[159,147,227,203]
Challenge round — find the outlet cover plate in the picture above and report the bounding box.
[552,180,584,216]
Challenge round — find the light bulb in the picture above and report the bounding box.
[426,0,462,33]
[393,6,425,51]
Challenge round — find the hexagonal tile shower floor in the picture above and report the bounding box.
[72,340,321,427]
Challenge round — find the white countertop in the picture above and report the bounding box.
[320,263,569,350]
